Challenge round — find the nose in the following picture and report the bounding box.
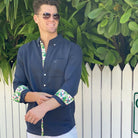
[49,16,54,21]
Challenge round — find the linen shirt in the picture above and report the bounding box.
[13,35,82,136]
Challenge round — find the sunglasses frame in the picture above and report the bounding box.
[42,12,60,20]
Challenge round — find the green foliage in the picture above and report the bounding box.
[87,0,138,69]
[0,0,138,86]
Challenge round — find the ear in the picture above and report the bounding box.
[33,15,38,24]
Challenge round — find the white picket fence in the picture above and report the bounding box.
[1,64,138,138]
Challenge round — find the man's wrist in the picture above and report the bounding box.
[25,91,38,103]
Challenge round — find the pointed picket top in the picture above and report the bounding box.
[112,65,122,89]
[112,65,122,138]
[102,66,111,86]
[123,64,132,72]
[92,64,102,138]
[93,64,101,73]
[102,65,111,72]
[85,63,91,73]
[112,64,121,73]
[122,64,132,90]
[122,64,132,138]
[101,66,112,138]
[83,63,92,138]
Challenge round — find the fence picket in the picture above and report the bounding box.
[0,80,6,138]
[122,64,132,138]
[4,82,13,138]
[82,64,92,138]
[112,65,122,138]
[75,80,83,138]
[92,65,101,138]
[102,66,111,138]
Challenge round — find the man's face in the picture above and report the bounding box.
[34,4,59,35]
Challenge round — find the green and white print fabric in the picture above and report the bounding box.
[55,89,74,105]
[40,40,46,136]
[12,85,28,102]
[40,40,46,67]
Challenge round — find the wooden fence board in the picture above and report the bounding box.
[82,64,92,138]
[112,65,122,138]
[0,80,6,138]
[92,65,101,138]
[122,64,132,138]
[5,82,13,138]
[75,80,83,138]
[102,66,111,138]
[75,81,83,138]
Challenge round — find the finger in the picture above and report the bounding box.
[33,119,39,124]
[43,93,52,97]
[25,112,30,121]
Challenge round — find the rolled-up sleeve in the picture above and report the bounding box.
[13,48,30,103]
[53,45,82,106]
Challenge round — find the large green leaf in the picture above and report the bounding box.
[84,1,91,17]
[130,56,137,67]
[88,8,103,19]
[77,26,82,46]
[100,18,108,27]
[120,8,132,24]
[72,0,80,8]
[14,0,18,19]
[128,21,138,31]
[97,23,105,34]
[104,51,116,65]
[125,53,133,63]
[83,32,115,49]
[96,47,108,60]
[130,39,138,55]
[108,17,117,36]
[121,23,129,36]
[81,62,89,86]
[24,0,28,9]
[124,0,134,7]
[0,1,6,13]
[0,59,12,85]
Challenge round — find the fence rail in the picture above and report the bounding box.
[1,64,138,138]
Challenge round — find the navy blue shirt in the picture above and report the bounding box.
[13,35,82,136]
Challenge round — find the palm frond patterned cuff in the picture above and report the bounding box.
[12,85,28,102]
[55,89,74,105]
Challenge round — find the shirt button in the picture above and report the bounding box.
[44,84,46,87]
[44,73,46,76]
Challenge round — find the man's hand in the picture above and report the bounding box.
[36,92,52,105]
[25,103,47,124]
[25,92,52,104]
[25,98,61,124]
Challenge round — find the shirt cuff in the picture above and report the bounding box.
[54,89,74,105]
[12,85,29,103]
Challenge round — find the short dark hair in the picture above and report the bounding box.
[33,0,60,14]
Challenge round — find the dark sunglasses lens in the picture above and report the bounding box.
[53,14,60,20]
[42,13,60,20]
[43,13,50,19]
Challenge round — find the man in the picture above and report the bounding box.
[12,0,82,137]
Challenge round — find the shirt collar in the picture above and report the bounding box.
[37,34,62,47]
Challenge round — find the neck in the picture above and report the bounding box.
[40,32,58,47]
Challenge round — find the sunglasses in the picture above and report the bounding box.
[42,12,60,20]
